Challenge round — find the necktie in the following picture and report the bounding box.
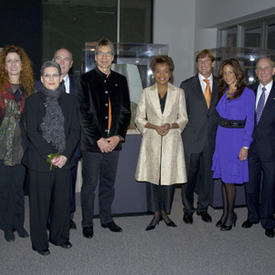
[61,79,66,93]
[203,79,211,109]
[256,87,266,124]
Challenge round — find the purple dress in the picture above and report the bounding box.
[212,87,255,184]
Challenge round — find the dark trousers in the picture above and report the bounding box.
[0,162,25,231]
[28,168,71,251]
[147,183,175,214]
[181,149,213,214]
[246,150,275,229]
[70,161,79,219]
[81,151,119,227]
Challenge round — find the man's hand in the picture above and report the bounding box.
[97,138,113,153]
[106,136,120,151]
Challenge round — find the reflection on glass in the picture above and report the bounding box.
[267,23,275,50]
[208,47,275,85]
[120,0,153,43]
[244,27,261,48]
[42,0,117,75]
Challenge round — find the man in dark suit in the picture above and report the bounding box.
[53,48,81,230]
[180,49,219,224]
[242,57,275,238]
[78,38,131,239]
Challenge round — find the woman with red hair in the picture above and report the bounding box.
[0,45,34,241]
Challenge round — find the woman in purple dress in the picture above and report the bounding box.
[212,59,255,231]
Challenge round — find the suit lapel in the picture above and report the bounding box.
[193,75,212,110]
[69,75,76,96]
[162,83,174,117]
[149,83,162,116]
[259,83,275,123]
[209,78,218,110]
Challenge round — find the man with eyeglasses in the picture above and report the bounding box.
[180,49,219,225]
[78,38,131,239]
[242,57,275,238]
[52,48,81,231]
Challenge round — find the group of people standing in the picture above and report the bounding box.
[0,38,274,257]
[135,49,275,239]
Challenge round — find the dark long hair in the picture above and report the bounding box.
[217,58,246,103]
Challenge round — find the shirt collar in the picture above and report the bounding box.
[95,66,111,79]
[259,80,273,92]
[198,73,213,82]
[63,74,69,82]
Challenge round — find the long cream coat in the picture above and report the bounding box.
[135,83,188,185]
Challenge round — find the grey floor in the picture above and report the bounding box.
[1,189,275,275]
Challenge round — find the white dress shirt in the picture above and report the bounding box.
[255,80,273,110]
[63,74,70,94]
[198,73,214,95]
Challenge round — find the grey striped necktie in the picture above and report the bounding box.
[256,87,266,124]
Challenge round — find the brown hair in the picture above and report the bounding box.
[150,55,174,72]
[0,45,34,95]
[196,49,215,62]
[217,58,246,102]
[95,38,115,56]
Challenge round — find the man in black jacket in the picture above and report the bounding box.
[78,38,131,239]
[180,49,219,224]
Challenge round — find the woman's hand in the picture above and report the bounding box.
[156,123,170,136]
[52,155,68,168]
[239,147,248,161]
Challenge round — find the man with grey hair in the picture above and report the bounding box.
[242,57,275,238]
[78,38,131,239]
[53,48,80,230]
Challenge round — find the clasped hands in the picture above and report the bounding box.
[156,123,171,136]
[51,155,68,168]
[97,136,120,153]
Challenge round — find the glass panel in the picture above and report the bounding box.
[244,27,261,48]
[120,0,152,43]
[227,32,237,47]
[42,0,117,75]
[267,23,275,50]
[220,27,237,47]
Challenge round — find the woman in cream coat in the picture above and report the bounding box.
[135,55,188,230]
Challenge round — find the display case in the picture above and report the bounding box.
[82,42,169,129]
[209,47,275,84]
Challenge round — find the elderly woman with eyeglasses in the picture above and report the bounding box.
[0,45,34,242]
[23,61,80,256]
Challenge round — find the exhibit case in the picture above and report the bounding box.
[82,42,168,129]
[210,47,275,84]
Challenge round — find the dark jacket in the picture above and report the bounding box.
[180,74,219,154]
[22,91,80,172]
[249,82,275,161]
[78,68,131,152]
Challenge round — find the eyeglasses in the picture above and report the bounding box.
[6,59,21,64]
[54,56,72,63]
[96,51,113,57]
[197,59,212,65]
[43,74,60,79]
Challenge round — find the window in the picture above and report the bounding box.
[42,0,153,75]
